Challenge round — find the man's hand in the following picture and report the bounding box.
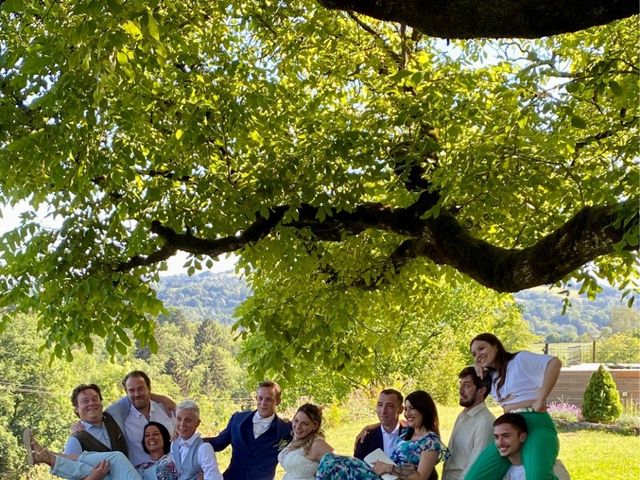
[70,421,85,434]
[353,423,379,448]
[85,460,110,480]
[150,393,176,416]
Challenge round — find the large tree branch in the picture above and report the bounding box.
[318,0,637,39]
[395,202,639,292]
[118,196,638,292]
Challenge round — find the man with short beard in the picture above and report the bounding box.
[107,370,176,468]
[442,367,495,480]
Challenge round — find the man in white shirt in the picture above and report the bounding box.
[442,367,495,480]
[494,413,528,480]
[106,370,176,468]
[354,389,404,460]
[171,399,223,480]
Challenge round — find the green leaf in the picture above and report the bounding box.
[3,0,25,13]
[571,116,588,129]
[608,80,623,97]
[121,20,143,39]
[147,13,161,41]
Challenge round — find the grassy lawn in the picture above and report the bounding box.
[263,404,640,480]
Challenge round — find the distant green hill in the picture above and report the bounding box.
[156,270,249,324]
[514,284,634,341]
[157,271,635,339]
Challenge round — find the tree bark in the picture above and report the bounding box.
[118,199,639,293]
[317,0,637,39]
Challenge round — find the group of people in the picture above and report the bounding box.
[24,333,568,480]
[25,370,222,480]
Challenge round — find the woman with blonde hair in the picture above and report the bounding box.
[278,403,333,480]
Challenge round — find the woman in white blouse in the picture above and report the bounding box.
[465,332,562,480]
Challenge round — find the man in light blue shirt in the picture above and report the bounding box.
[63,384,127,456]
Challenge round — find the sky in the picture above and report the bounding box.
[0,201,237,276]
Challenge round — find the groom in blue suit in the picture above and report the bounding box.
[206,381,292,480]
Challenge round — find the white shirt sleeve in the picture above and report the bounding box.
[197,442,223,480]
[517,351,553,386]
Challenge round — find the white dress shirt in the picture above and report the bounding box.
[381,424,401,457]
[252,411,275,438]
[178,432,223,480]
[123,400,175,467]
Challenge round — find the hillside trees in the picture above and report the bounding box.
[136,309,246,398]
[0,1,638,361]
[0,311,246,476]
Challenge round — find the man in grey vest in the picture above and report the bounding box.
[63,383,127,456]
[170,399,223,479]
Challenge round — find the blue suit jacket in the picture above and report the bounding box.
[205,410,292,480]
[354,426,384,460]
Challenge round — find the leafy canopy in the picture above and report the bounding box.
[0,1,638,359]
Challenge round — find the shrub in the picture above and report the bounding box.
[582,365,623,423]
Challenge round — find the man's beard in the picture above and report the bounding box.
[133,397,149,409]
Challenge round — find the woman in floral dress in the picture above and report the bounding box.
[316,390,449,480]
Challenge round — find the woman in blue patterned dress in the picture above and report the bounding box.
[316,390,449,480]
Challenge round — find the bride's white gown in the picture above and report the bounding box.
[278,447,320,480]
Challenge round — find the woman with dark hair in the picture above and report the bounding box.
[315,390,448,480]
[278,403,333,479]
[140,422,178,480]
[24,421,178,480]
[465,333,562,480]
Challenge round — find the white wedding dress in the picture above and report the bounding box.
[278,446,320,480]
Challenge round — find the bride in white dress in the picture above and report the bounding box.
[278,403,333,480]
